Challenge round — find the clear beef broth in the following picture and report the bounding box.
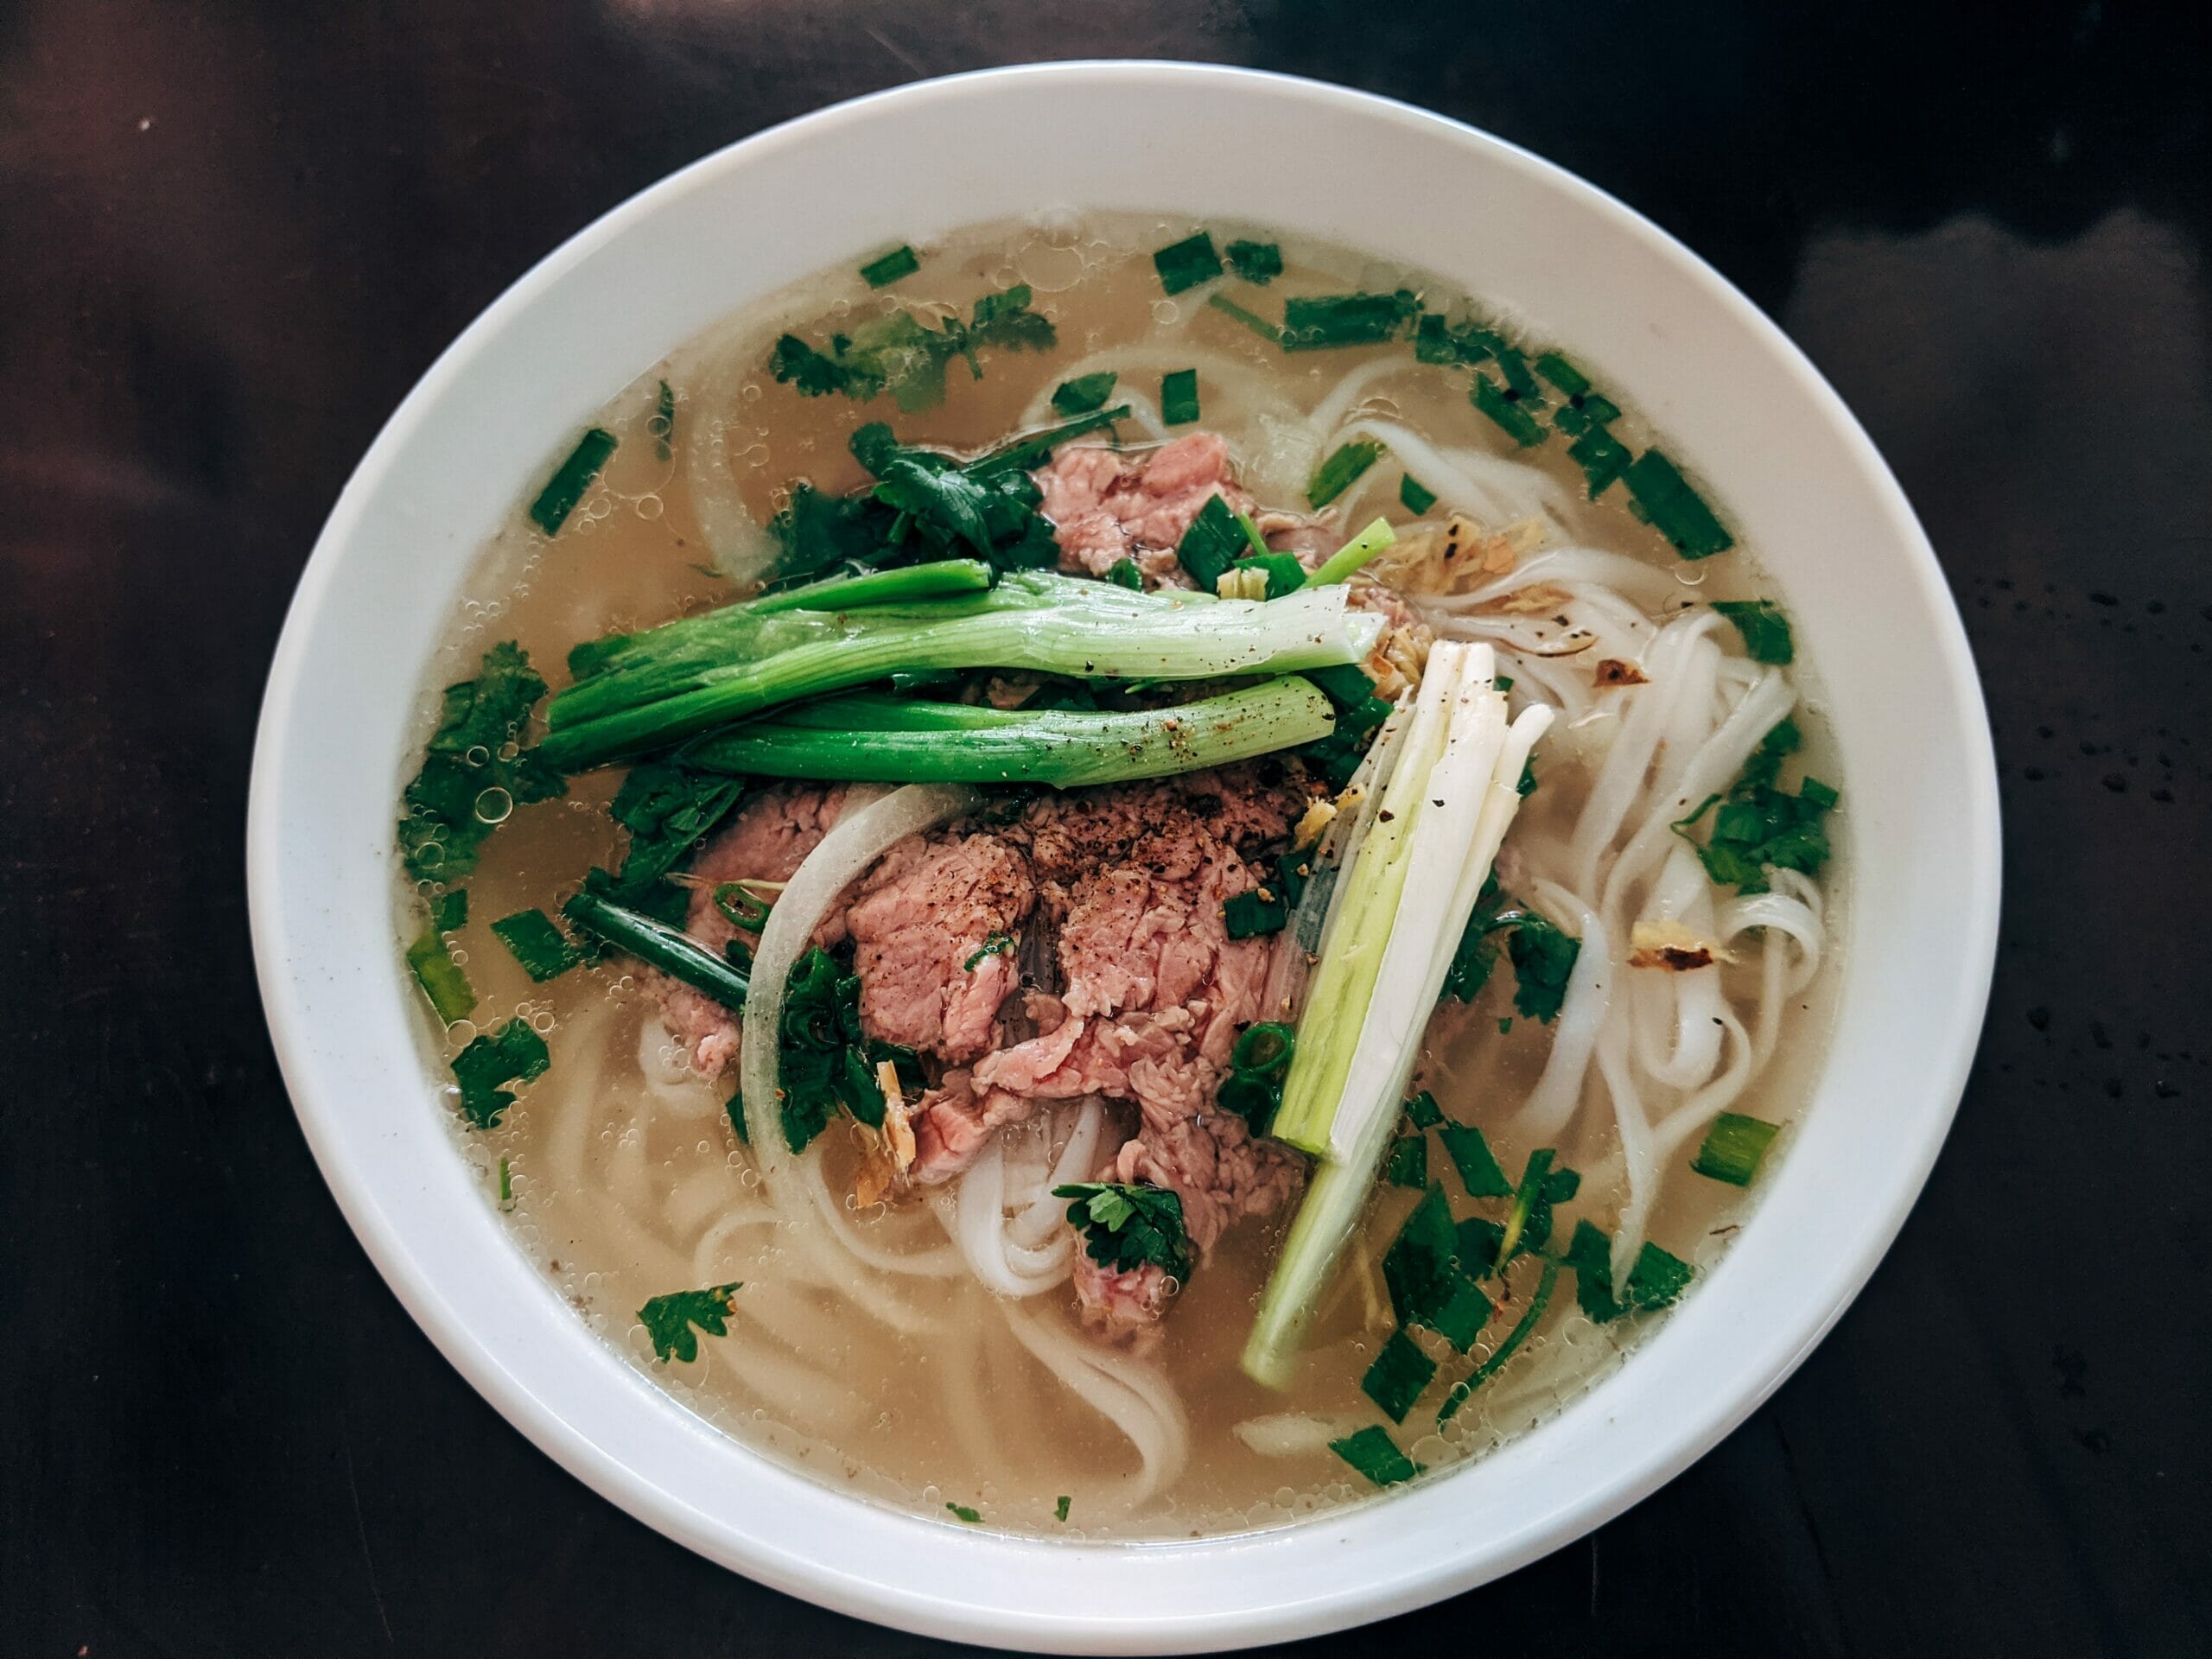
[405,215,1842,1537]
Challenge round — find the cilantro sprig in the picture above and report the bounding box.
[1672,718,1839,893]
[638,1281,742,1363]
[769,283,1057,412]
[397,642,566,883]
[1052,1182,1192,1283]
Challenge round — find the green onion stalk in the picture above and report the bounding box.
[680,679,1335,789]
[541,572,1382,772]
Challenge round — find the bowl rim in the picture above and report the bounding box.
[248,60,2001,1653]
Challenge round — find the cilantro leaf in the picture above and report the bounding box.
[638,1281,741,1363]
[1506,912,1580,1022]
[1051,371,1118,416]
[1672,719,1838,893]
[449,1018,550,1129]
[397,643,566,881]
[1052,1182,1192,1282]
[608,760,747,898]
[768,285,1057,412]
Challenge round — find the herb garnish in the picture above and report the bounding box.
[1435,1122,1511,1199]
[491,907,585,982]
[1051,371,1118,416]
[1692,1111,1780,1185]
[1160,367,1200,427]
[1175,493,1249,592]
[450,1018,550,1129]
[405,890,476,1024]
[1712,599,1795,664]
[1224,239,1282,283]
[1441,876,1580,1021]
[1205,292,1283,343]
[529,427,617,536]
[1360,1329,1439,1423]
[1217,1021,1296,1135]
[962,932,1015,972]
[1398,473,1438,516]
[1330,1425,1422,1489]
[1671,718,1838,893]
[1152,232,1224,295]
[1563,1220,1694,1324]
[1052,1182,1193,1282]
[1386,1135,1428,1188]
[1054,1495,1071,1522]
[1403,1090,1443,1129]
[638,1281,742,1363]
[777,945,917,1149]
[858,244,920,289]
[397,642,566,882]
[768,284,1057,412]
[1306,439,1384,509]
[1623,450,1733,559]
[944,1503,983,1524]
[1436,1258,1560,1424]
[1471,373,1543,447]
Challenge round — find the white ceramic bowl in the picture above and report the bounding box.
[249,62,1999,1654]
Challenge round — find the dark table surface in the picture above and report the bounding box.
[4,3,2207,1655]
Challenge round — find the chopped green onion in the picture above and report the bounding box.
[491,907,584,982]
[1360,1329,1438,1422]
[1054,1495,1071,1522]
[1176,493,1247,590]
[1225,239,1282,283]
[1381,1185,1462,1326]
[1623,450,1733,559]
[651,379,676,462]
[497,1154,513,1208]
[1281,289,1419,351]
[1436,1258,1559,1423]
[1050,372,1119,416]
[1385,1135,1427,1188]
[405,898,476,1024]
[1712,599,1795,664]
[450,1018,550,1129]
[1471,374,1544,447]
[1533,351,1591,397]
[1106,557,1144,591]
[858,244,920,288]
[944,1503,982,1524]
[1205,292,1284,343]
[1491,1148,1554,1269]
[1692,1111,1781,1185]
[529,427,617,535]
[1553,393,1623,435]
[1152,232,1224,296]
[1425,1274,1495,1353]
[1398,474,1437,516]
[1564,1220,1694,1324]
[1403,1090,1443,1129]
[1233,552,1306,600]
[1435,1122,1511,1198]
[1306,439,1384,509]
[1567,424,1632,498]
[563,888,749,1012]
[1308,518,1397,586]
[1161,367,1200,426]
[962,931,1015,972]
[1329,1425,1423,1489]
[969,404,1133,477]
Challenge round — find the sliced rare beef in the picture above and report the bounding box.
[657,782,842,1078]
